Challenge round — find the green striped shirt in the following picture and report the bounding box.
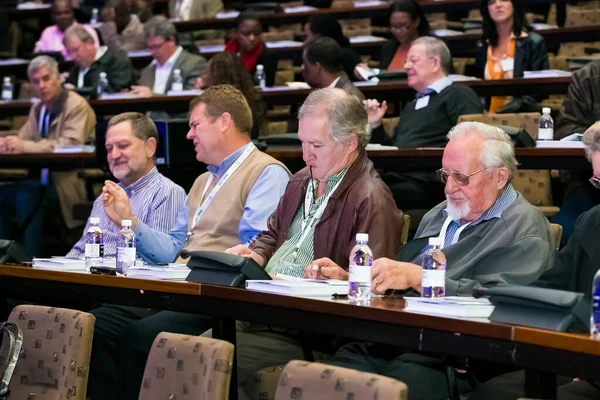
[265,166,349,277]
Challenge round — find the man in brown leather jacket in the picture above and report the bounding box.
[226,87,402,400]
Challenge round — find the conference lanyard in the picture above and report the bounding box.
[189,143,256,232]
[289,177,343,257]
[437,214,475,249]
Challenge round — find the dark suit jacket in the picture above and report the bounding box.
[65,47,135,94]
[334,72,365,101]
[535,205,600,301]
[474,31,549,113]
[138,49,207,94]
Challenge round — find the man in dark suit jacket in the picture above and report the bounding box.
[63,24,135,94]
[302,37,365,101]
[129,16,207,97]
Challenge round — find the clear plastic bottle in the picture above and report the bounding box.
[591,269,600,339]
[90,8,99,24]
[348,233,373,302]
[97,72,109,98]
[116,219,136,276]
[538,107,554,141]
[254,64,266,89]
[85,217,104,272]
[170,68,184,92]
[421,237,446,298]
[1,77,13,101]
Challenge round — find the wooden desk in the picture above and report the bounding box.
[0,263,598,400]
[0,147,588,172]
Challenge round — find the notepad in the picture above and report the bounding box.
[126,264,190,280]
[246,279,348,296]
[523,70,572,78]
[284,6,317,13]
[404,296,494,318]
[265,41,303,49]
[53,145,95,153]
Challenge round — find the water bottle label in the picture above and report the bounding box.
[1,90,12,101]
[422,269,445,287]
[171,83,183,92]
[117,247,136,262]
[259,80,266,89]
[85,244,102,258]
[349,264,371,283]
[538,128,553,140]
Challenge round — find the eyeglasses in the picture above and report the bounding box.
[390,22,411,31]
[437,167,489,186]
[147,41,167,52]
[590,176,600,190]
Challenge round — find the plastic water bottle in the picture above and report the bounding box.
[97,72,109,97]
[538,107,554,141]
[1,77,13,101]
[116,219,136,276]
[421,237,446,298]
[254,64,266,89]
[348,233,373,302]
[90,8,99,24]
[591,269,600,339]
[170,68,184,92]
[85,217,104,272]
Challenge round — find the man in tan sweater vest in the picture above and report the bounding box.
[89,85,289,399]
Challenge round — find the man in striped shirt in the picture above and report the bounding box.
[67,112,186,260]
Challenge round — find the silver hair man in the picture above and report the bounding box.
[27,55,59,78]
[411,36,453,75]
[298,88,371,149]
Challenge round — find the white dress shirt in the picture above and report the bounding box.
[152,46,183,94]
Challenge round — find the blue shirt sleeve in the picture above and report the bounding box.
[135,204,188,263]
[239,164,290,245]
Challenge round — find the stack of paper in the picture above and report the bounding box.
[53,145,95,153]
[246,279,349,296]
[448,74,480,82]
[404,296,495,318]
[366,144,399,151]
[284,6,317,13]
[17,2,51,9]
[265,41,303,49]
[523,70,572,78]
[33,257,86,272]
[433,29,464,37]
[99,92,140,100]
[349,36,386,44]
[127,50,151,58]
[216,11,240,19]
[199,45,225,53]
[166,89,203,97]
[536,140,585,148]
[126,264,190,280]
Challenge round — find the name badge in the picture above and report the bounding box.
[415,96,430,110]
[500,58,514,72]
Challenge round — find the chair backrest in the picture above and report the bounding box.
[550,223,563,252]
[401,214,411,246]
[274,360,408,400]
[138,332,234,400]
[5,305,95,400]
[457,112,541,140]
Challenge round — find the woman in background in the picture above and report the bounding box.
[379,0,430,70]
[195,52,266,139]
[224,12,276,86]
[476,0,548,113]
[304,14,361,81]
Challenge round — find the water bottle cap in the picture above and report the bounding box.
[122,219,132,227]
[356,233,369,242]
[256,64,264,71]
[428,237,441,246]
[174,69,181,75]
[3,77,9,82]
[89,217,100,224]
[99,72,107,78]
[542,107,551,114]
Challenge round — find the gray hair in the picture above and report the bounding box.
[411,36,452,75]
[583,121,600,160]
[62,24,95,45]
[108,112,158,143]
[298,88,370,149]
[27,55,59,78]
[447,121,518,179]
[144,16,177,42]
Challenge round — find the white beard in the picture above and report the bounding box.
[446,198,471,220]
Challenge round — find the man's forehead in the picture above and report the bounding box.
[408,44,425,56]
[30,67,54,79]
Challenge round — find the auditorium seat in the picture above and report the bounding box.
[2,305,95,400]
[138,332,234,400]
[274,360,409,400]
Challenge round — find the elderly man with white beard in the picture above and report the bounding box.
[310,121,555,398]
[311,121,555,398]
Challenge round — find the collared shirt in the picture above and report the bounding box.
[77,46,108,88]
[264,166,350,277]
[328,75,342,88]
[152,46,183,94]
[134,143,290,264]
[425,76,453,95]
[441,183,517,247]
[34,22,100,60]
[66,167,186,262]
